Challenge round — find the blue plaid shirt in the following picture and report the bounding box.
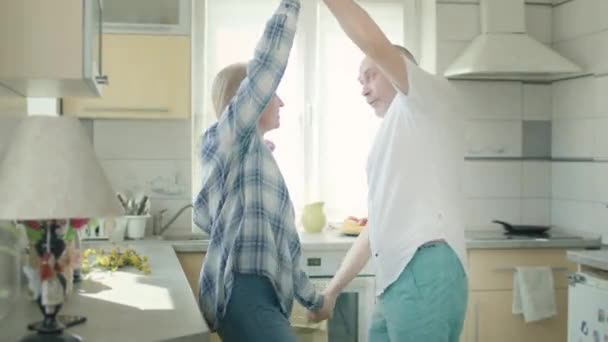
[193,0,322,331]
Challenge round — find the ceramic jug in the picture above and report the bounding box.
[301,202,326,233]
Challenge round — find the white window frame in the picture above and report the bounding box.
[191,0,421,232]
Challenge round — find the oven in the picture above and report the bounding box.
[290,249,376,342]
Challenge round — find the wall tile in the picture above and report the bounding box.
[523,84,552,120]
[437,3,480,41]
[552,119,594,158]
[465,198,522,229]
[552,0,605,42]
[553,31,608,76]
[593,118,608,160]
[552,76,596,119]
[465,120,522,157]
[522,198,551,225]
[596,75,608,117]
[592,202,608,243]
[526,5,552,44]
[464,161,522,198]
[551,199,595,232]
[593,163,608,203]
[552,162,594,201]
[101,160,191,200]
[453,81,523,119]
[437,41,469,75]
[522,161,552,198]
[94,120,192,160]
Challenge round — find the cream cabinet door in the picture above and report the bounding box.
[176,252,204,297]
[468,249,577,291]
[466,290,568,342]
[176,252,222,342]
[63,34,190,119]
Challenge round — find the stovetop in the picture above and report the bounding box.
[469,230,583,241]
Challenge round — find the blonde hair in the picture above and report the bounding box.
[211,63,247,119]
[393,44,417,65]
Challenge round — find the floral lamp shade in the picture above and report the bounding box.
[0,115,122,220]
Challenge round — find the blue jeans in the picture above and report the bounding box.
[217,273,297,342]
[369,242,468,342]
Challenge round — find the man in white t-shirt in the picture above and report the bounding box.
[308,0,468,341]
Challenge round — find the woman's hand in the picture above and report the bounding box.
[307,291,337,322]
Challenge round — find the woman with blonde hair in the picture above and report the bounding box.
[193,1,327,341]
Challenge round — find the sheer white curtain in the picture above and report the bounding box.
[195,0,406,223]
[315,3,404,220]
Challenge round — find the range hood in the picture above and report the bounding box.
[444,0,582,81]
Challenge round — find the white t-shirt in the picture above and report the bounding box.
[366,58,467,295]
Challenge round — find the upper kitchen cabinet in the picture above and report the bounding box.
[0,0,106,97]
[62,34,190,119]
[103,0,191,35]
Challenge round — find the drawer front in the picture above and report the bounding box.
[468,249,577,291]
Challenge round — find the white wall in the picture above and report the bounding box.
[435,0,553,230]
[551,0,608,242]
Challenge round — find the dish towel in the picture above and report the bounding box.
[512,266,557,322]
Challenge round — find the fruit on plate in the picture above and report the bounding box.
[341,216,367,235]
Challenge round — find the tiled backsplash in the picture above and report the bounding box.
[463,161,552,229]
[550,0,608,243]
[438,0,607,242]
[437,1,554,230]
[89,119,195,236]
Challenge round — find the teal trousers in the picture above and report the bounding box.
[369,242,468,342]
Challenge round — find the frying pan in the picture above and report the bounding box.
[491,220,551,234]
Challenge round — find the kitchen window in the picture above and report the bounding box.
[193,0,418,222]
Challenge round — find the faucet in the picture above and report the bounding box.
[152,204,193,236]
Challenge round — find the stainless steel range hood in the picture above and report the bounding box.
[444,0,583,81]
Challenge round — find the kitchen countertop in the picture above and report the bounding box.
[164,226,603,253]
[5,226,598,341]
[567,250,608,271]
[1,244,209,342]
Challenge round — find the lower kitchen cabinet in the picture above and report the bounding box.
[461,248,577,342]
[465,289,568,342]
[177,252,205,297]
[176,252,222,342]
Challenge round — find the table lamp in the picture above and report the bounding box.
[0,115,122,341]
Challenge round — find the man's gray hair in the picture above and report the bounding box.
[393,45,417,65]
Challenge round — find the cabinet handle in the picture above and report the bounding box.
[83,107,170,113]
[95,0,108,85]
[494,266,568,273]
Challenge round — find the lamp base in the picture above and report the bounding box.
[22,315,84,342]
[28,315,87,332]
[19,332,82,342]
